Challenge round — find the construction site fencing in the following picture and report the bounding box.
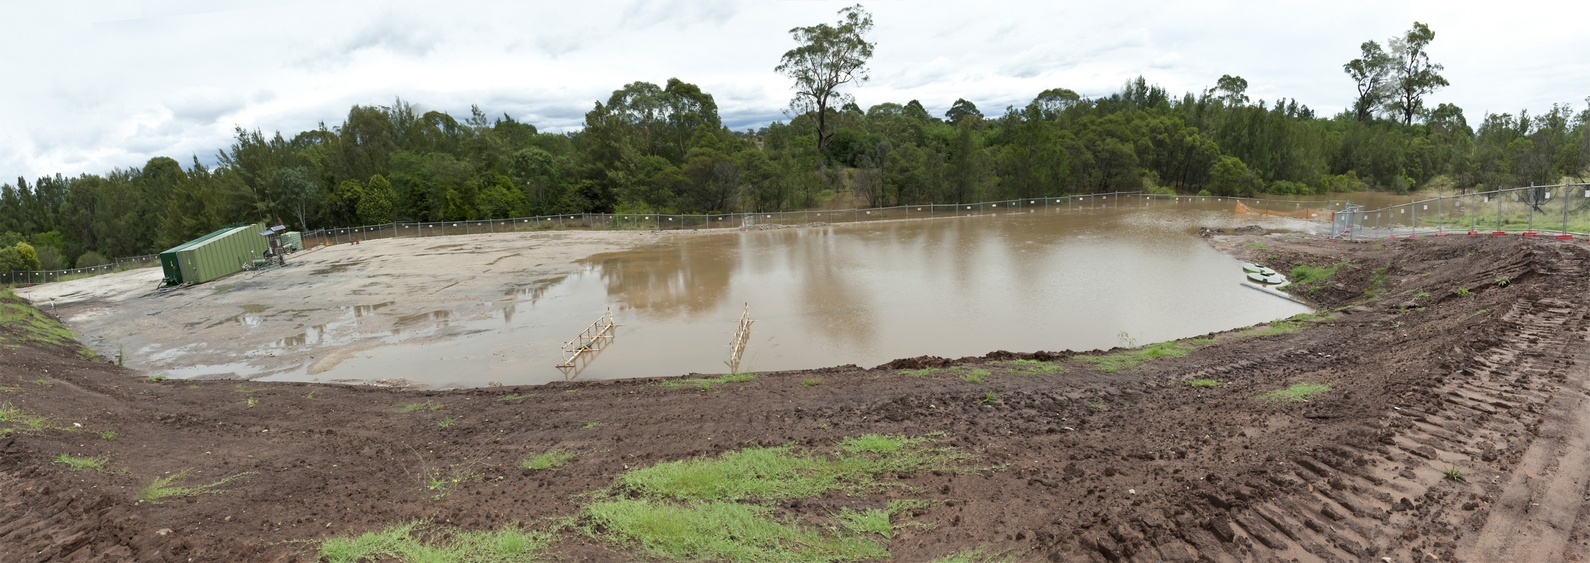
[294,191,1353,248]
[0,253,160,288]
[9,191,1345,287]
[1334,183,1590,241]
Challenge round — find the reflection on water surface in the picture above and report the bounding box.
[268,202,1314,387]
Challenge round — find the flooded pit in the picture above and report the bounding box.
[242,200,1313,387]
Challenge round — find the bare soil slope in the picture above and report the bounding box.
[3,234,1589,562]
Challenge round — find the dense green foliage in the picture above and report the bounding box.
[1,16,1587,271]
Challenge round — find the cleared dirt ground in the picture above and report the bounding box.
[4,233,1590,562]
[15,230,642,382]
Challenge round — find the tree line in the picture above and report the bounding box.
[1,7,1588,272]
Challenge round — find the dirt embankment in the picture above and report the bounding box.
[3,234,1590,562]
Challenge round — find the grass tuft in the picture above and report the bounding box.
[55,453,109,472]
[995,359,1065,375]
[99,430,117,440]
[658,374,756,390]
[616,435,963,502]
[521,448,574,470]
[1259,383,1332,403]
[1443,465,1465,482]
[395,400,444,413]
[320,520,554,563]
[587,498,888,563]
[930,545,1022,563]
[137,468,254,502]
[960,369,990,383]
[1183,379,1221,387]
[0,402,53,433]
[437,415,459,428]
[1078,341,1192,372]
[800,378,822,387]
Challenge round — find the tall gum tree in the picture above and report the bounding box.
[776,4,875,154]
[1387,22,1448,125]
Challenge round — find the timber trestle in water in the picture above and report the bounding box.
[557,308,620,369]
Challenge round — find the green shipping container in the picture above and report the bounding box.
[158,226,235,285]
[174,223,269,284]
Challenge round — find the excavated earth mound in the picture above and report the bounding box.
[2,234,1589,562]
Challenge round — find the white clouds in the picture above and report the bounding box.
[0,0,1587,181]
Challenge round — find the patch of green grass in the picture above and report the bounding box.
[960,369,990,383]
[55,453,109,472]
[0,402,52,433]
[438,415,459,428]
[1239,311,1334,338]
[659,373,757,390]
[320,520,555,563]
[1364,266,1390,299]
[1183,379,1221,387]
[521,448,574,470]
[1289,261,1346,286]
[498,394,528,402]
[800,378,822,387]
[0,289,81,348]
[1259,383,1333,403]
[615,435,966,502]
[586,498,889,563]
[244,397,259,408]
[146,374,167,382]
[930,546,1021,563]
[0,385,19,393]
[31,378,51,386]
[981,392,1000,404]
[837,507,891,537]
[1414,290,1429,299]
[1494,276,1510,287]
[1443,465,1465,482]
[995,359,1065,375]
[1464,308,1492,321]
[581,421,602,429]
[394,400,444,413]
[1077,341,1192,372]
[99,430,117,440]
[1241,241,1267,249]
[1456,287,1472,297]
[136,468,254,502]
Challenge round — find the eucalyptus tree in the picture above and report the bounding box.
[775,4,875,153]
[1386,22,1448,125]
[1344,41,1394,122]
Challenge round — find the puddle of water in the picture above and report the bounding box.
[256,200,1313,388]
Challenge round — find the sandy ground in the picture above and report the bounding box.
[16,230,650,383]
[4,234,1590,561]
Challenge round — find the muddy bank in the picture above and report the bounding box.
[3,234,1590,561]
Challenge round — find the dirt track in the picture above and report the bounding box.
[4,234,1590,562]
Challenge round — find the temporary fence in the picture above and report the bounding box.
[1333,183,1590,241]
[8,190,1345,287]
[0,253,160,287]
[293,191,1351,248]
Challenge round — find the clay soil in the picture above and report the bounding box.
[5,234,1590,562]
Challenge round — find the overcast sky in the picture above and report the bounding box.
[3,0,1587,183]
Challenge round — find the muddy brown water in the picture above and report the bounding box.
[249,200,1312,387]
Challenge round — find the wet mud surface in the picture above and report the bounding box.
[5,234,1590,561]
